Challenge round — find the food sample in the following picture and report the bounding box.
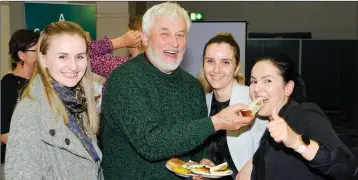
[194,167,210,174]
[172,167,191,174]
[240,99,264,117]
[167,158,186,168]
[182,160,204,169]
[209,162,231,174]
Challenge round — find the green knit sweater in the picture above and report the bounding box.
[101,54,216,180]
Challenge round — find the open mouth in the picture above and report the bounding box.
[164,50,178,57]
[255,96,268,103]
[62,72,78,79]
[211,75,224,80]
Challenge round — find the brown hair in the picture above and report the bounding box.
[199,32,244,93]
[22,21,99,133]
[128,15,145,53]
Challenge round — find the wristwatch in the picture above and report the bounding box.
[294,134,310,154]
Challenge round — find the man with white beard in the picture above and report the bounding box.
[101,2,255,180]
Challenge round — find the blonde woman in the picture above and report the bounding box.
[5,21,102,179]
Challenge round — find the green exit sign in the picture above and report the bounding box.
[188,12,204,21]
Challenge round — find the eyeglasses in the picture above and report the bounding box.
[23,49,37,52]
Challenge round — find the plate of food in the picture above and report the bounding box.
[166,158,200,178]
[191,162,233,179]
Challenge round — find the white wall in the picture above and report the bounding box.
[147,1,358,39]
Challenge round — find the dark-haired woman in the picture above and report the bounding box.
[242,55,355,180]
[1,29,39,169]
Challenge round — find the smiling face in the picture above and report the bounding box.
[249,60,294,117]
[40,34,88,87]
[143,16,187,74]
[203,43,239,92]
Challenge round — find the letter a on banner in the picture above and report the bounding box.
[59,14,65,21]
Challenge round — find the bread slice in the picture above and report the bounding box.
[240,99,264,117]
[167,158,186,168]
[210,162,228,173]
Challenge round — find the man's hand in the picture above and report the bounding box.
[111,30,142,49]
[212,104,255,131]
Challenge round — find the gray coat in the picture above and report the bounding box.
[5,76,103,180]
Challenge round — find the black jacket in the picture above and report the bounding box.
[252,100,355,180]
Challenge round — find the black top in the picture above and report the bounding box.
[1,73,28,163]
[207,94,237,180]
[252,100,355,180]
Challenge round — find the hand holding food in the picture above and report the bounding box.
[211,104,255,131]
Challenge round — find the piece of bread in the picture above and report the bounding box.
[240,99,264,117]
[167,158,186,168]
[210,169,232,175]
[210,162,228,173]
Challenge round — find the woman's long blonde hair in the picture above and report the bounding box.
[22,21,99,133]
[199,33,244,93]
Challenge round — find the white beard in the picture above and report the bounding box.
[146,45,184,74]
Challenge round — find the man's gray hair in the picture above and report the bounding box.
[142,2,191,35]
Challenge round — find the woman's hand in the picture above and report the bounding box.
[236,159,252,180]
[192,175,211,180]
[111,30,142,49]
[267,107,300,149]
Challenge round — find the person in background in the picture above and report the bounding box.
[1,29,39,176]
[101,2,255,180]
[240,54,355,180]
[127,15,145,58]
[195,33,267,180]
[89,15,144,80]
[5,21,103,179]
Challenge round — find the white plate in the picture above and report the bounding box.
[166,164,198,178]
[191,169,233,179]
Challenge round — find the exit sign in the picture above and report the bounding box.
[188,12,204,21]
